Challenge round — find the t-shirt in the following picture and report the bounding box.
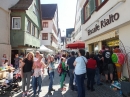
[6,72,13,80]
[87,58,97,69]
[75,56,87,75]
[103,50,112,64]
[67,57,75,69]
[22,58,33,73]
[14,57,19,65]
[48,62,55,73]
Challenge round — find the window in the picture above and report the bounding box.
[42,33,48,40]
[33,4,38,16]
[12,17,21,29]
[84,3,90,20]
[98,0,105,5]
[35,28,38,38]
[32,25,35,36]
[43,22,48,28]
[27,20,31,33]
[96,0,108,11]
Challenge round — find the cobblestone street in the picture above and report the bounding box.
[0,64,123,97]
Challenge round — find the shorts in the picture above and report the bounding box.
[104,64,114,74]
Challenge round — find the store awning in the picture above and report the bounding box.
[86,30,116,44]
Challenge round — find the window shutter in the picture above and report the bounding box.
[81,8,84,24]
[89,0,96,14]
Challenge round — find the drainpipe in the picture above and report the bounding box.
[85,0,126,31]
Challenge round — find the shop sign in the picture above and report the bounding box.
[88,13,120,36]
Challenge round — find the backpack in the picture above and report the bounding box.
[57,63,62,74]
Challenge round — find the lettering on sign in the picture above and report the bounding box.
[88,13,120,36]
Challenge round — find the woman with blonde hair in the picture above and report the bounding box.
[20,52,34,97]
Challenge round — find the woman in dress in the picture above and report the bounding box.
[20,52,34,97]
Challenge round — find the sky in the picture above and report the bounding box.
[41,0,77,36]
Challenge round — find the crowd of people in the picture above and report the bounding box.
[0,45,117,97]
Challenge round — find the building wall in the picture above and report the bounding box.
[119,24,130,77]
[74,0,82,41]
[80,0,130,77]
[0,0,19,64]
[82,0,129,41]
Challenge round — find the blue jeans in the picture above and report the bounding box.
[76,73,85,97]
[49,72,54,91]
[95,68,101,85]
[15,64,19,69]
[69,69,74,90]
[33,76,42,95]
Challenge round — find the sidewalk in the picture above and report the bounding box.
[0,63,122,97]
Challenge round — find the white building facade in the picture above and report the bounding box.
[0,0,19,64]
[40,4,59,53]
[73,0,82,42]
[79,0,130,77]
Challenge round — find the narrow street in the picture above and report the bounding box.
[0,64,122,97]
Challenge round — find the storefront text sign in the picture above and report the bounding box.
[88,13,120,36]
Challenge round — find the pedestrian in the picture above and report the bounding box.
[3,59,8,68]
[1,54,7,66]
[60,57,67,91]
[73,49,87,97]
[32,51,40,87]
[20,52,34,97]
[32,54,46,97]
[94,53,103,86]
[19,58,23,78]
[14,54,19,69]
[47,56,55,95]
[86,52,90,59]
[102,46,114,83]
[87,53,97,91]
[67,51,75,91]
[47,54,51,79]
[97,50,104,81]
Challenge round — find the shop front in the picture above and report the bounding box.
[83,0,130,77]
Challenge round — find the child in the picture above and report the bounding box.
[2,69,13,87]
[14,54,19,69]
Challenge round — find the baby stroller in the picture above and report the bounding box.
[0,71,22,96]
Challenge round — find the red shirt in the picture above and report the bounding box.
[87,58,97,69]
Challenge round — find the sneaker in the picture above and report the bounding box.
[47,91,52,95]
[51,88,55,91]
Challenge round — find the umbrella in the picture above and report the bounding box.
[66,40,85,49]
